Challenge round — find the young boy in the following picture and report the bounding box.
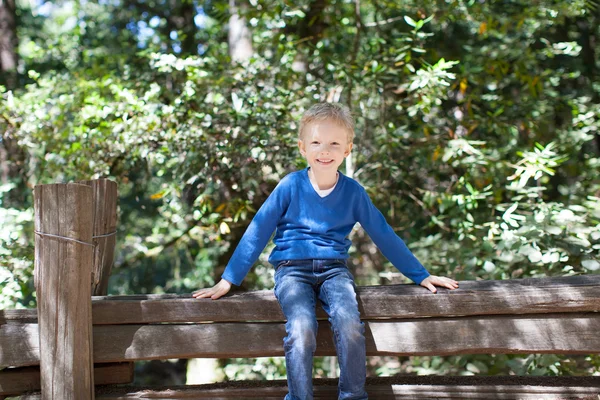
[193,103,459,400]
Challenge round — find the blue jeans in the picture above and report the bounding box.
[273,259,368,400]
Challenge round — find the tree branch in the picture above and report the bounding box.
[364,15,404,28]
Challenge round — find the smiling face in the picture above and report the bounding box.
[298,119,353,174]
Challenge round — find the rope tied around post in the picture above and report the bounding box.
[34,230,117,247]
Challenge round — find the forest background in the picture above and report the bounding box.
[1,0,600,385]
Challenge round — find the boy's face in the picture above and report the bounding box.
[298,119,353,173]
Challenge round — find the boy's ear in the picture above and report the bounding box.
[297,140,306,156]
[344,142,353,157]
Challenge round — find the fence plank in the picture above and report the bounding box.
[17,376,600,399]
[3,313,599,367]
[3,275,598,325]
[0,363,133,396]
[87,378,600,400]
[92,312,600,359]
[90,275,600,324]
[34,183,95,400]
[0,309,37,324]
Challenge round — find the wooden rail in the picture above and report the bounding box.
[1,275,600,397]
[3,275,599,325]
[15,376,600,399]
[3,311,600,366]
[2,277,600,367]
[0,364,133,397]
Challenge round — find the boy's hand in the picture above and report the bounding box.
[419,275,459,294]
[192,278,232,300]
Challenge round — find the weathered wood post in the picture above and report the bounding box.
[34,183,95,400]
[78,179,118,296]
[78,179,134,382]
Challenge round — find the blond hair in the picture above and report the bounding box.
[299,103,355,143]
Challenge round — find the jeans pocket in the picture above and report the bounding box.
[275,260,291,272]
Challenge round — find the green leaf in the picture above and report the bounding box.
[232,92,244,113]
[404,16,417,27]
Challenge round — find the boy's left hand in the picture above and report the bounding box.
[420,275,459,293]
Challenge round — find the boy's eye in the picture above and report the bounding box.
[311,141,319,145]
[331,142,340,146]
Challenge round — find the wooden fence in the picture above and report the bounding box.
[1,180,600,399]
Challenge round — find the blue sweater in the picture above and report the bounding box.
[222,168,431,286]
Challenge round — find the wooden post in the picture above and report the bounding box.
[78,179,133,386]
[78,179,118,296]
[34,183,95,400]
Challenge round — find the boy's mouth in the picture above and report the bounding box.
[316,159,334,165]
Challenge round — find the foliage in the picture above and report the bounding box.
[1,0,599,381]
[0,183,34,308]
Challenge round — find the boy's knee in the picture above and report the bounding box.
[333,312,365,342]
[285,315,318,351]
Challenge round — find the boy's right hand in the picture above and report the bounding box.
[192,278,232,300]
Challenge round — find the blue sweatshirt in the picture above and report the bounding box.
[221,168,431,286]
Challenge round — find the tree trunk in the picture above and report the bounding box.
[0,126,26,205]
[228,0,253,63]
[179,0,197,55]
[283,0,329,80]
[0,0,18,89]
[575,15,600,155]
[167,0,198,55]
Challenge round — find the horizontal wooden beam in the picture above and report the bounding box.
[0,309,37,324]
[1,275,599,325]
[2,313,599,367]
[0,363,133,396]
[17,376,600,399]
[90,274,600,323]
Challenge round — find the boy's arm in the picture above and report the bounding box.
[193,178,291,300]
[356,188,431,285]
[218,177,291,286]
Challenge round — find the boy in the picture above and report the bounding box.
[193,103,459,400]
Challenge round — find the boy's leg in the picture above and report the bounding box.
[274,265,318,400]
[318,266,368,400]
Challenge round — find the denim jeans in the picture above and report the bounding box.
[273,259,368,400]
